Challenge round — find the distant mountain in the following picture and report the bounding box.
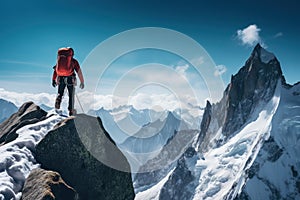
[135,44,300,200]
[89,105,200,144]
[120,112,183,154]
[39,103,53,111]
[0,99,18,123]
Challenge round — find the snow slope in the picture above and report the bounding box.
[240,82,300,199]
[135,168,175,200]
[193,83,280,199]
[0,110,64,200]
[135,81,281,200]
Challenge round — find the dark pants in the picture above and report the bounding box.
[55,76,76,112]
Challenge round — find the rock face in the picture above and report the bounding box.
[35,114,135,200]
[159,147,197,200]
[0,101,47,145]
[196,100,212,149]
[140,44,291,199]
[133,129,198,192]
[221,43,283,136]
[22,168,78,200]
[199,44,284,150]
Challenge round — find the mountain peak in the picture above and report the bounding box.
[221,45,283,136]
[254,43,262,50]
[251,43,276,64]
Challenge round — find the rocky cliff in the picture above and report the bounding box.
[220,43,284,136]
[0,101,135,200]
[35,114,135,200]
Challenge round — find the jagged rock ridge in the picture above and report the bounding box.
[221,44,284,136]
[0,101,47,145]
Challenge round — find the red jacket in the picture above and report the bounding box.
[52,58,84,84]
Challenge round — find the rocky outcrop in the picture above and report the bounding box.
[197,44,284,148]
[221,43,283,136]
[196,100,212,149]
[0,101,47,145]
[21,168,78,200]
[159,147,197,200]
[35,114,135,200]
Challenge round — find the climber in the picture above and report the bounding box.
[52,47,84,116]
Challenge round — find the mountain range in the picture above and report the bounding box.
[0,44,299,200]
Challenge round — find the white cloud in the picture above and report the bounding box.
[191,56,204,66]
[175,64,189,77]
[274,32,283,38]
[0,88,205,116]
[237,24,261,46]
[214,65,227,77]
[0,88,56,107]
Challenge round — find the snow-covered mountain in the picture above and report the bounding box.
[120,112,184,153]
[239,81,300,199]
[89,105,201,144]
[135,44,300,200]
[119,112,191,169]
[0,99,18,123]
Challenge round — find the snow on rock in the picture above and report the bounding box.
[139,81,281,200]
[135,168,175,200]
[0,110,64,200]
[192,82,281,199]
[239,82,300,199]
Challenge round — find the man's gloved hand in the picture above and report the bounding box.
[79,82,84,89]
[52,80,57,87]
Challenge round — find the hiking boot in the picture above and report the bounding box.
[69,109,76,116]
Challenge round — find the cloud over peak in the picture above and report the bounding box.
[214,65,227,77]
[237,24,261,46]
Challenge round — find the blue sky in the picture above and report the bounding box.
[0,0,299,97]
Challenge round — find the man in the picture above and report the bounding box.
[52,47,84,116]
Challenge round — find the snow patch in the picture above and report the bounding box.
[0,111,64,200]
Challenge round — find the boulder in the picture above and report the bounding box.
[35,114,135,200]
[22,168,77,200]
